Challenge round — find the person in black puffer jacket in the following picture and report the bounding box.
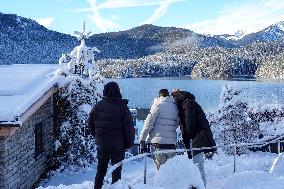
[88,82,135,189]
[171,89,216,187]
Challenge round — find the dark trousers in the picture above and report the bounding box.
[94,150,125,189]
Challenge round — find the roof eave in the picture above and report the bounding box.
[0,122,21,127]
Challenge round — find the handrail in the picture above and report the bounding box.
[103,138,284,186]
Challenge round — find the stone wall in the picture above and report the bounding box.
[0,137,5,188]
[0,95,54,189]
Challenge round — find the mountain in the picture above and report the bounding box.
[0,12,283,78]
[214,30,246,42]
[238,21,284,45]
[0,13,235,65]
[87,24,236,59]
[214,21,284,46]
[0,12,77,65]
[215,21,284,46]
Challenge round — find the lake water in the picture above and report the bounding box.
[108,77,284,112]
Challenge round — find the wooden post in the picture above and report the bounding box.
[144,154,147,184]
[234,145,237,173]
[190,139,193,158]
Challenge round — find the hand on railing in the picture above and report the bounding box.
[140,140,148,154]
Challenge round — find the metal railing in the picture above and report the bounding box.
[103,136,284,186]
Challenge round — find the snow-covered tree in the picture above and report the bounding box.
[54,22,104,168]
[211,85,260,154]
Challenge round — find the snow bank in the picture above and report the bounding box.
[152,155,205,189]
[39,166,97,188]
[38,182,93,189]
[39,151,284,189]
[220,171,284,189]
[109,155,204,189]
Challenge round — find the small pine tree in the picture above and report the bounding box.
[54,22,104,168]
[211,85,260,154]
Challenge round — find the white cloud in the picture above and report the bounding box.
[80,0,185,32]
[96,0,185,9]
[35,17,54,28]
[141,0,173,25]
[86,0,119,33]
[185,0,284,35]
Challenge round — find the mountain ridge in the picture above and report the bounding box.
[0,12,283,79]
[0,12,237,65]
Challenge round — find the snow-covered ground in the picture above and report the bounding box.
[38,152,284,189]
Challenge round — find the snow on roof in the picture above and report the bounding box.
[0,64,59,122]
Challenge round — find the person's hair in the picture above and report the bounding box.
[171,89,181,99]
[159,89,169,97]
[103,82,122,98]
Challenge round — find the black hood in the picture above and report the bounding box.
[180,91,196,101]
[103,82,122,98]
[173,90,196,105]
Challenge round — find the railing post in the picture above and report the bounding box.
[144,154,147,184]
[278,141,281,154]
[233,145,237,173]
[190,139,193,158]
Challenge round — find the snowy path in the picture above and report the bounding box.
[38,152,284,189]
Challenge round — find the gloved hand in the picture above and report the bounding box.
[140,140,147,154]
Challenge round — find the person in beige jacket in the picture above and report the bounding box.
[139,89,179,169]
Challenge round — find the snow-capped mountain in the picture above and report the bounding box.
[0,12,284,79]
[238,21,284,45]
[0,12,235,65]
[214,30,246,41]
[214,21,284,46]
[234,30,246,39]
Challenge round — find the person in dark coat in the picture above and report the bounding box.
[88,82,135,189]
[171,89,216,187]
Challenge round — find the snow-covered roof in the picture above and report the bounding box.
[0,64,59,123]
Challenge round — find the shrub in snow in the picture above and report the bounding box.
[53,23,103,168]
[210,85,260,154]
[247,104,284,141]
[248,104,284,123]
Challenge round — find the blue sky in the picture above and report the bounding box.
[1,0,284,35]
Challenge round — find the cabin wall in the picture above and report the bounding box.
[0,96,54,189]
